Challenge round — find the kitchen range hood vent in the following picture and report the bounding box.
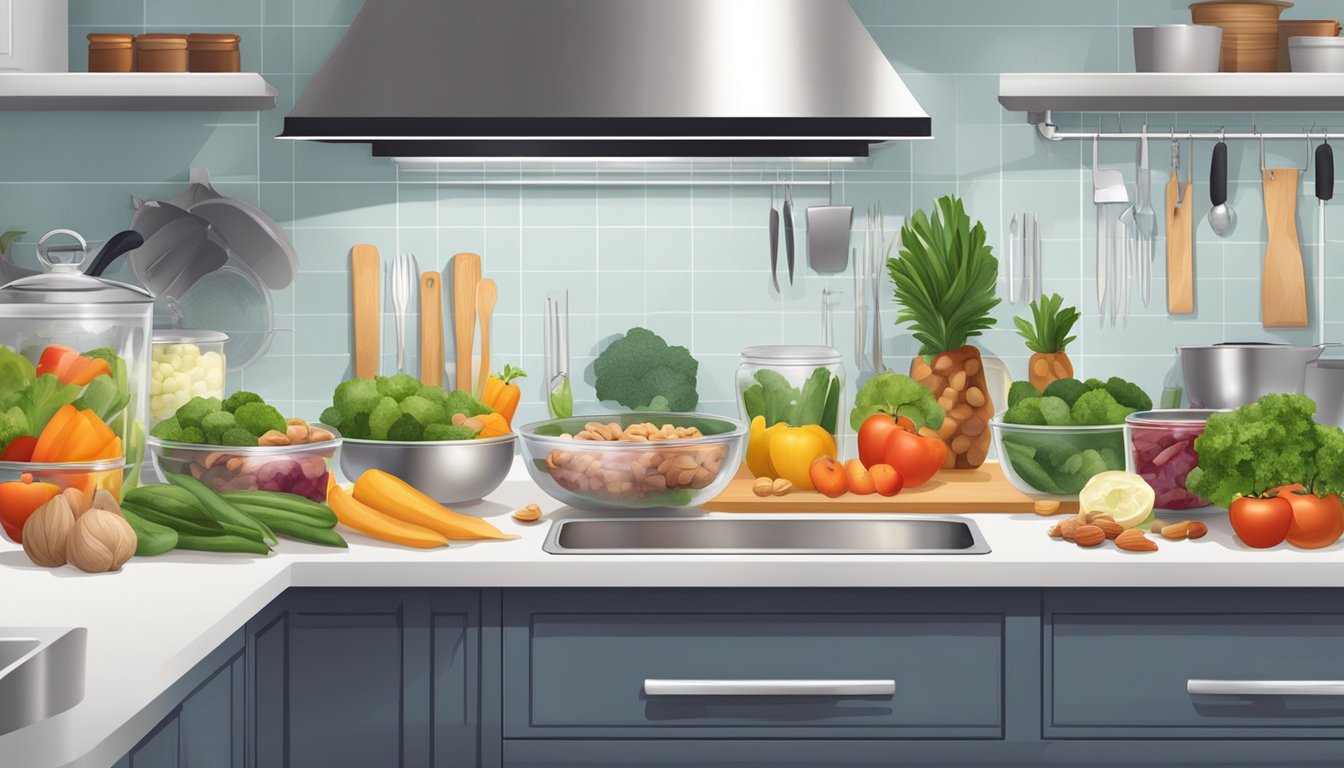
[281,0,930,158]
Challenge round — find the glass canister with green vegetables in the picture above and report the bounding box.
[737,346,845,441]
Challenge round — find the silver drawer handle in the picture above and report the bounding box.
[644,679,895,697]
[1188,679,1344,696]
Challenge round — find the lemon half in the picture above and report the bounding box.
[1078,471,1155,529]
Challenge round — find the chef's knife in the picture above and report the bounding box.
[784,183,795,285]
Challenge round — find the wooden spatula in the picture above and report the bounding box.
[452,253,481,392]
[1166,167,1194,314]
[350,244,381,378]
[475,279,497,398]
[1263,168,1308,327]
[420,272,444,387]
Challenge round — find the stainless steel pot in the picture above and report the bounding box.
[1178,343,1338,409]
[1305,360,1344,427]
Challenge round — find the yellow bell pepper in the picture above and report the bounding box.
[746,416,787,478]
[766,424,837,491]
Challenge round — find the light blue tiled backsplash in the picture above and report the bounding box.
[7,0,1336,426]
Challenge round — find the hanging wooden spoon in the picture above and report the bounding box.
[475,278,497,398]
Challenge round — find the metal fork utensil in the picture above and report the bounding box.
[1134,132,1156,307]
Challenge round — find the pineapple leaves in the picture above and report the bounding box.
[888,195,1000,356]
[1014,292,1080,354]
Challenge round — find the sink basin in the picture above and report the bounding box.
[0,627,86,736]
[543,516,990,555]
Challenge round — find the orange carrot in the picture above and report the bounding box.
[481,364,526,425]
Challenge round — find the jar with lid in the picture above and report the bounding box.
[150,330,228,425]
[0,230,153,489]
[87,33,134,72]
[187,33,241,72]
[134,34,188,72]
[737,345,845,441]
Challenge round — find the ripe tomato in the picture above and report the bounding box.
[1272,485,1344,550]
[882,428,947,488]
[809,456,849,498]
[869,464,904,497]
[844,459,876,495]
[1228,495,1294,549]
[857,415,903,469]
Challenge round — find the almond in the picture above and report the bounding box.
[1034,499,1061,516]
[1086,513,1116,525]
[1092,518,1124,539]
[1161,521,1192,541]
[1059,518,1079,542]
[1115,529,1158,552]
[1187,520,1209,540]
[1047,523,1063,538]
[1073,524,1106,547]
[1150,519,1177,536]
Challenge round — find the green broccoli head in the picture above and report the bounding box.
[1084,378,1106,391]
[399,395,448,426]
[1003,397,1047,426]
[176,396,223,429]
[150,417,183,441]
[1103,377,1153,412]
[234,402,286,437]
[423,423,479,441]
[442,389,491,418]
[1313,423,1344,498]
[850,373,947,432]
[376,373,423,402]
[318,406,345,431]
[179,426,206,444]
[593,327,700,412]
[222,391,263,413]
[220,427,259,447]
[1189,393,1326,507]
[332,378,382,420]
[200,410,238,444]
[415,386,451,409]
[1042,378,1090,407]
[1070,389,1133,426]
[386,413,426,442]
[1007,380,1043,408]
[368,396,401,440]
[1037,396,1074,426]
[342,412,372,440]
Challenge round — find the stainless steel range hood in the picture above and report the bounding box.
[281,0,929,158]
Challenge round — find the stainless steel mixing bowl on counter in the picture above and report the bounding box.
[338,434,517,504]
[1306,360,1344,428]
[1178,343,1339,409]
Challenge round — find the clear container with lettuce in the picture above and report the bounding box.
[737,345,844,441]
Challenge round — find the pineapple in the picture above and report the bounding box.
[889,195,1000,469]
[1014,293,1080,391]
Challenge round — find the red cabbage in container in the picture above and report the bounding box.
[1125,409,1223,511]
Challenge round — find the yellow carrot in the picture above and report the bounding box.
[352,469,516,541]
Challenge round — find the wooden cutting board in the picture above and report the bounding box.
[350,244,381,379]
[1262,168,1308,328]
[1166,169,1194,314]
[702,462,1078,514]
[420,272,443,387]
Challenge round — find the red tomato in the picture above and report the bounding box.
[1272,485,1344,550]
[0,478,63,543]
[857,415,902,469]
[843,459,876,495]
[882,428,947,488]
[869,464,904,497]
[1228,495,1294,549]
[895,416,916,433]
[809,456,849,498]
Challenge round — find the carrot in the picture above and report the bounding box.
[327,482,448,549]
[31,404,78,463]
[67,357,110,386]
[352,469,515,541]
[481,364,526,425]
[477,412,510,439]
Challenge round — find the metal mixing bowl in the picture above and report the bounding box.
[337,434,516,504]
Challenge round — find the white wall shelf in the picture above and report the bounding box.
[999,72,1344,114]
[0,72,277,111]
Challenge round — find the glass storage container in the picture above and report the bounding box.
[150,330,227,425]
[1125,409,1220,511]
[737,345,845,441]
[0,230,153,488]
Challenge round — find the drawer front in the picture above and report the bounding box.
[505,589,1016,739]
[1046,590,1344,738]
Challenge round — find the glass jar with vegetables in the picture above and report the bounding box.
[151,330,227,426]
[737,345,844,443]
[0,230,152,490]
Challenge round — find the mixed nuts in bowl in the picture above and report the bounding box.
[148,419,340,502]
[519,412,746,510]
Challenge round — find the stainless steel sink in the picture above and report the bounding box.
[543,516,990,555]
[0,627,86,736]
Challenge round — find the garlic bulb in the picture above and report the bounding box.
[67,508,136,573]
[61,487,90,518]
[23,496,75,567]
[92,489,121,515]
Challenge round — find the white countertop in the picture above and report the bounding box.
[3,464,1343,768]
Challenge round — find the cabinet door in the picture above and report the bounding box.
[178,655,244,768]
[130,716,179,768]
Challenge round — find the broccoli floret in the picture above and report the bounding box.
[318,406,344,431]
[220,427,258,447]
[1003,398,1047,426]
[1042,378,1090,407]
[1084,378,1106,391]
[222,391,263,413]
[368,396,401,440]
[176,396,223,429]
[385,413,425,442]
[442,389,491,418]
[1103,376,1153,412]
[343,412,371,440]
[1038,396,1074,426]
[234,402,286,437]
[593,327,700,412]
[1008,381,1043,408]
[332,378,381,420]
[1070,389,1133,426]
[415,386,451,409]
[150,417,183,441]
[376,373,422,402]
[399,394,448,426]
[423,423,479,441]
[200,410,237,444]
[179,426,206,444]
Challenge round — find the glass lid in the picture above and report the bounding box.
[0,229,152,306]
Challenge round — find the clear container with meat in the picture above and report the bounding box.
[1124,409,1222,511]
